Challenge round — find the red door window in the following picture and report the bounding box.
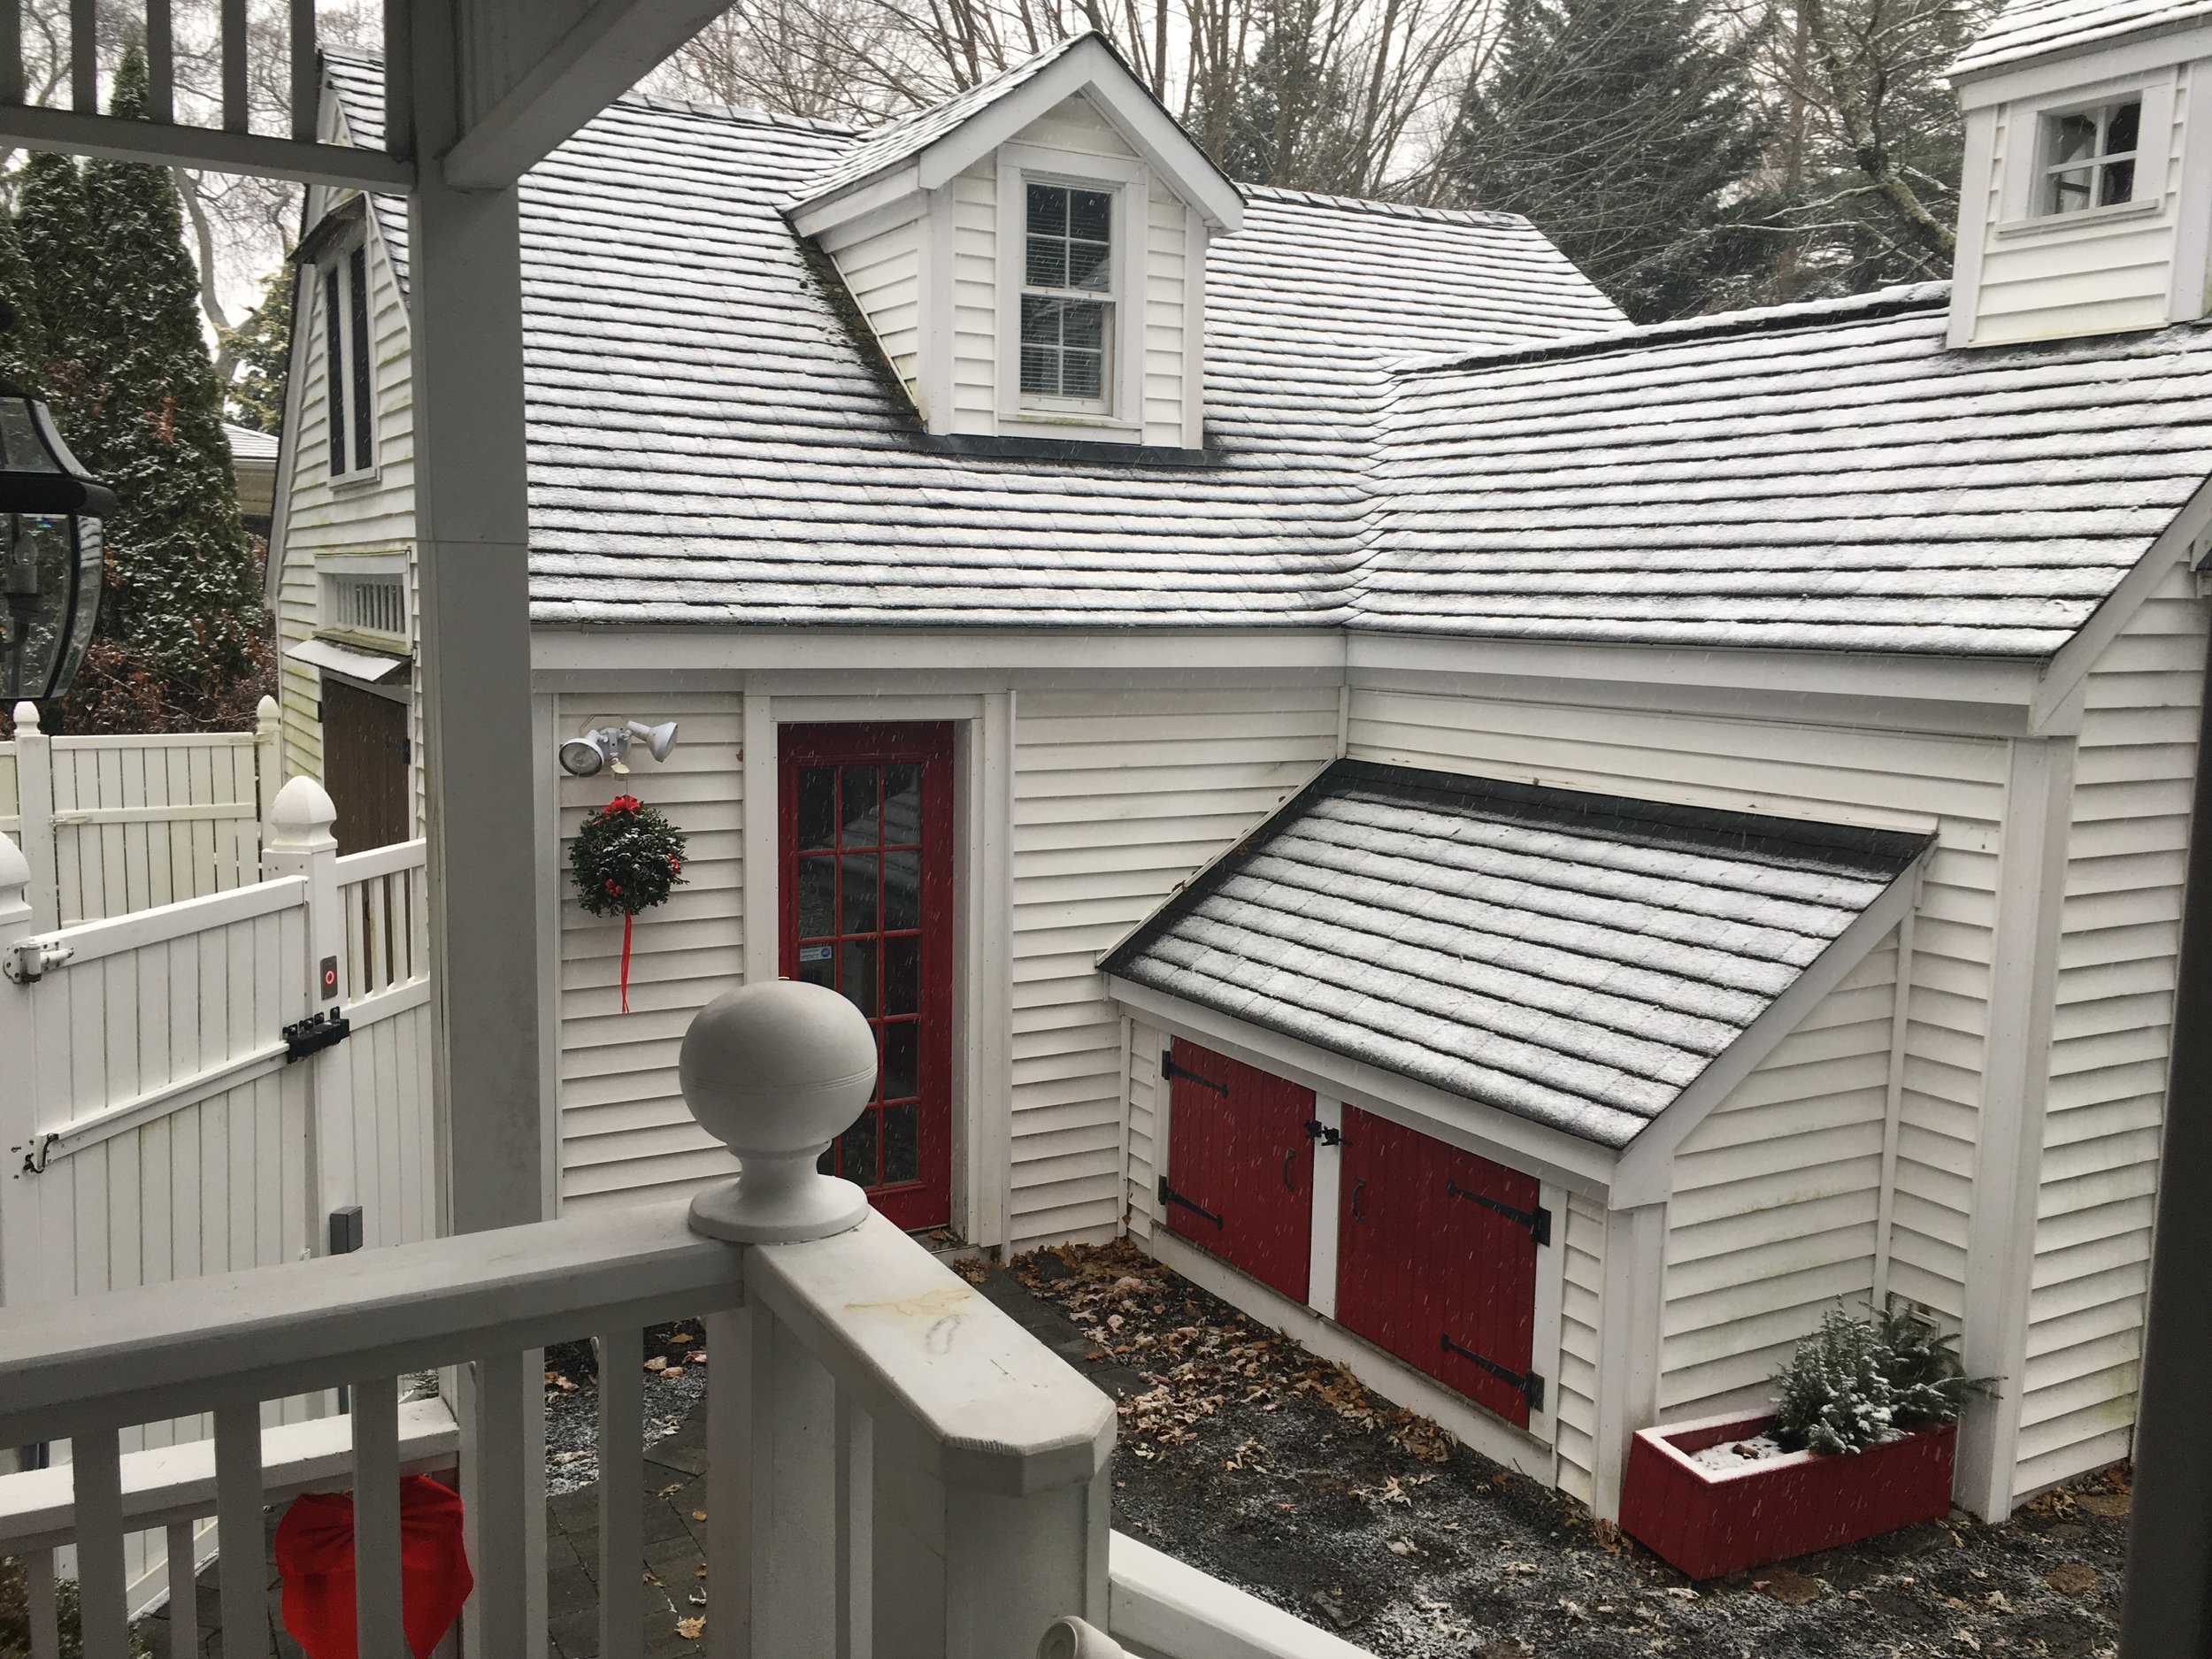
[780,723,954,1231]
[1337,1106,1546,1428]
[1162,1040,1315,1302]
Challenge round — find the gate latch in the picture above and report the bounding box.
[285,1009,350,1062]
[1302,1118,1341,1147]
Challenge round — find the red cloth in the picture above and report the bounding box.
[273,1475,473,1659]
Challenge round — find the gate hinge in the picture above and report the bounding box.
[1302,1118,1341,1146]
[1440,1333,1546,1414]
[285,1009,350,1062]
[1162,1052,1227,1095]
[1157,1175,1224,1229]
[4,938,73,986]
[1446,1177,1550,1248]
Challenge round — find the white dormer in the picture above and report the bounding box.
[787,35,1243,449]
[1949,0,2212,346]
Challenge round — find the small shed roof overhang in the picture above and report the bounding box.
[1102,761,1932,1209]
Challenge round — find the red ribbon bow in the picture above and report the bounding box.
[273,1476,473,1659]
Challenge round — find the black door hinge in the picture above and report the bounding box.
[1440,1333,1546,1414]
[1302,1118,1341,1146]
[1162,1051,1227,1095]
[1446,1177,1551,1248]
[1157,1175,1224,1228]
[285,1009,350,1062]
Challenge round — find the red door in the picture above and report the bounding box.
[1161,1040,1315,1302]
[1338,1106,1547,1428]
[780,723,953,1231]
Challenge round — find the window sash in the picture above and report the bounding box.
[348,245,373,473]
[1018,180,1116,409]
[2040,99,2141,214]
[325,246,376,478]
[324,265,346,478]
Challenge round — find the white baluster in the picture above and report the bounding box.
[597,1326,644,1658]
[834,1386,872,1659]
[465,1350,532,1655]
[353,1376,404,1659]
[165,1522,199,1658]
[73,1428,127,1659]
[215,1403,273,1658]
[26,1547,60,1659]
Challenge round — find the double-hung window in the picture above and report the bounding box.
[324,242,375,479]
[1019,182,1114,407]
[2042,97,2140,215]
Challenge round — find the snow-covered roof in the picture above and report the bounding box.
[1954,0,2212,76]
[223,422,279,463]
[1101,761,1932,1148]
[318,57,2212,660]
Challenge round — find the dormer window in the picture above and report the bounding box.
[321,241,375,480]
[2043,97,2139,214]
[1019,183,1113,406]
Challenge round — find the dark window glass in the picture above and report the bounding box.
[883,934,920,1016]
[797,766,837,850]
[840,937,878,1017]
[840,852,879,933]
[883,1020,919,1102]
[2101,157,2136,205]
[796,943,835,991]
[796,856,836,938]
[882,766,921,843]
[840,765,881,844]
[881,1102,918,1187]
[841,1102,880,1187]
[2108,100,2140,154]
[349,245,373,472]
[884,849,921,931]
[324,267,346,476]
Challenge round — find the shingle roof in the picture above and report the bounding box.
[1953,0,2212,75]
[1101,761,1931,1148]
[223,422,279,462]
[320,58,2212,661]
[1364,286,2212,657]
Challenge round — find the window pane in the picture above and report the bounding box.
[1062,349,1103,401]
[1070,189,1112,243]
[2100,157,2136,205]
[840,765,881,844]
[349,245,373,473]
[883,934,920,1015]
[2106,99,2140,155]
[1025,234,1068,289]
[883,765,921,844]
[796,856,836,938]
[2050,167,2094,212]
[1021,294,1063,345]
[1020,345,1057,397]
[1026,181,1067,235]
[883,1020,919,1102]
[797,941,835,989]
[841,1102,880,1188]
[885,849,921,930]
[1063,302,1104,349]
[841,851,879,933]
[797,766,837,850]
[840,937,879,1017]
[2052,111,2100,165]
[1067,240,1111,291]
[325,268,346,476]
[881,1102,918,1187]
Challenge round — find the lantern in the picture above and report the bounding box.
[0,376,115,703]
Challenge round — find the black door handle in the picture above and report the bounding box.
[1350,1177,1366,1222]
[1282,1148,1297,1194]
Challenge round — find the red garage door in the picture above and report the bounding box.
[1161,1040,1316,1302]
[1337,1106,1547,1428]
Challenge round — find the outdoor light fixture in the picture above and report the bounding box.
[0,374,116,703]
[557,719,680,778]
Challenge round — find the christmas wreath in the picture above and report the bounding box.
[571,794,687,1012]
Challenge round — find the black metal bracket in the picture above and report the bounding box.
[1162,1052,1227,1095]
[1446,1178,1551,1248]
[285,1009,350,1063]
[1157,1175,1224,1228]
[1440,1333,1546,1414]
[18,1133,58,1177]
[1302,1118,1341,1146]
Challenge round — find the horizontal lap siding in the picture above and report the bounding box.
[557,694,743,1210]
[836,218,922,398]
[1010,683,1338,1250]
[1128,1019,1163,1240]
[1663,943,1900,1417]
[1558,1194,1606,1505]
[2020,558,2206,1497]
[1346,684,2005,1331]
[1142,184,1187,446]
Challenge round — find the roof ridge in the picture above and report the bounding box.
[1239,184,1529,229]
[1394,280,1951,377]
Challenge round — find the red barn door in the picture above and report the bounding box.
[1337,1106,1547,1428]
[1161,1041,1315,1302]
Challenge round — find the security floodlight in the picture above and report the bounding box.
[557,719,680,778]
[627,720,679,763]
[558,733,611,777]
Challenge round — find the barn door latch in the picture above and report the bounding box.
[1157,1175,1224,1229]
[1440,1333,1546,1414]
[1162,1052,1227,1095]
[285,1009,351,1062]
[1302,1119,1341,1146]
[1446,1177,1551,1248]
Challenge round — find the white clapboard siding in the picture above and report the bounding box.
[1141,180,1189,447]
[1345,683,2007,1325]
[2018,556,2208,1497]
[949,159,999,426]
[833,216,923,398]
[556,694,743,1210]
[1010,681,1340,1249]
[1127,1019,1163,1240]
[276,136,419,818]
[1662,941,1901,1418]
[45,733,267,924]
[1557,1194,1607,1506]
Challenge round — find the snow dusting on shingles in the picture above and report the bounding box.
[1102,761,1931,1148]
[1364,286,2212,656]
[1954,0,2212,76]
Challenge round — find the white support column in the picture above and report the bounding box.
[1591,1201,1667,1524]
[1306,1095,1341,1318]
[1957,734,2078,1521]
[741,687,777,988]
[407,0,546,1240]
[264,778,350,1235]
[10,700,58,932]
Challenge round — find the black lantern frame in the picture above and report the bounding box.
[0,377,115,703]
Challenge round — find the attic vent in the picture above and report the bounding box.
[329,573,404,638]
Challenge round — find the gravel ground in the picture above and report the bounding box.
[543,1323,710,1495]
[1002,1240,2130,1659]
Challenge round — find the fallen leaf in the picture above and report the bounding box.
[2044,1563,2101,1596]
[676,1616,705,1640]
[692,1509,708,1522]
[1756,1568,1822,1606]
[663,1366,685,1379]
[645,1356,668,1372]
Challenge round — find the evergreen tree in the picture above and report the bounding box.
[12,148,103,424]
[1440,0,1778,321]
[0,202,50,393]
[223,265,293,433]
[1190,4,1371,192]
[73,43,263,690]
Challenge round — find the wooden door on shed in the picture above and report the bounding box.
[780,722,954,1232]
[320,678,410,856]
[1338,1106,1547,1429]
[1161,1039,1315,1302]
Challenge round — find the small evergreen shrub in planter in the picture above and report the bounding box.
[1619,1306,1971,1578]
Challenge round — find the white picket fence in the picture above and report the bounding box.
[0,777,435,1612]
[0,697,281,931]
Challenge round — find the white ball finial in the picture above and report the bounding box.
[682,980,876,1243]
[12,701,40,734]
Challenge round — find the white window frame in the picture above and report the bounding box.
[315,551,409,646]
[319,236,380,484]
[995,144,1146,442]
[1998,72,2173,234]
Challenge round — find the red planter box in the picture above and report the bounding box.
[1618,1410,1955,1579]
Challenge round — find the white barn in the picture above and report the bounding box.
[266,4,2212,1526]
